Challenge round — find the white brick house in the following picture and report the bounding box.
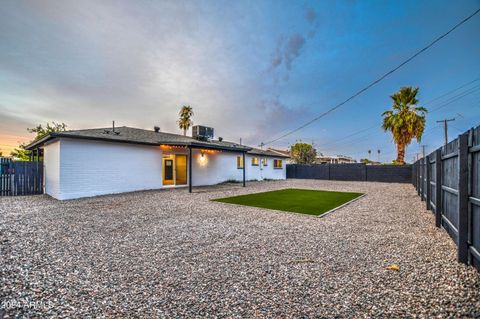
[26,126,288,200]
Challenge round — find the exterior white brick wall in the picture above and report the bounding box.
[43,140,61,199]
[191,149,243,186]
[56,139,164,200]
[42,138,287,200]
[245,154,286,181]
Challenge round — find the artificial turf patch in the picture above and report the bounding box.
[212,188,364,216]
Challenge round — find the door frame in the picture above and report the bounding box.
[162,154,189,187]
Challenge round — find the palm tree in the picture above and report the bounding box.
[177,105,194,136]
[368,149,371,160]
[382,87,427,165]
[377,149,381,162]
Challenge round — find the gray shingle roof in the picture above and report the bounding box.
[247,147,290,158]
[25,126,251,152]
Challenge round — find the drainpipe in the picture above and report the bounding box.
[243,152,246,187]
[188,146,193,193]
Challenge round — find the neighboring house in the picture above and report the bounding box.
[25,126,289,200]
[315,154,357,164]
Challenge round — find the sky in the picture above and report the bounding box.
[1,0,479,162]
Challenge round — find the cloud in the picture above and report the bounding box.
[269,33,306,72]
[305,7,317,24]
[251,96,313,146]
[284,33,306,70]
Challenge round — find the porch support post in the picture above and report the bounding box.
[242,152,246,187]
[189,146,193,193]
[36,148,40,162]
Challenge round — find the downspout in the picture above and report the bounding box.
[189,146,193,193]
[243,152,246,187]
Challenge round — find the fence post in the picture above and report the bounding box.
[435,148,442,228]
[412,162,416,187]
[417,160,421,196]
[426,155,431,210]
[421,158,425,201]
[458,133,469,264]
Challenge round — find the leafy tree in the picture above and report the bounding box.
[27,122,67,141]
[382,87,427,165]
[10,122,67,161]
[177,105,194,136]
[290,142,317,164]
[10,143,30,161]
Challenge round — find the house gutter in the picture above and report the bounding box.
[25,133,252,152]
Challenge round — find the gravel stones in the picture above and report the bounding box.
[1,180,479,318]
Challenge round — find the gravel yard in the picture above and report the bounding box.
[1,180,479,318]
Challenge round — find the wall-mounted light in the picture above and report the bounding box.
[199,151,206,163]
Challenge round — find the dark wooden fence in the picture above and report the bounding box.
[287,163,412,183]
[412,125,480,271]
[0,158,44,196]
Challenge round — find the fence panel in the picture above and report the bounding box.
[412,125,480,271]
[441,138,460,244]
[418,158,424,197]
[286,163,411,183]
[329,164,365,181]
[469,127,480,269]
[366,165,412,183]
[428,154,437,212]
[0,158,43,196]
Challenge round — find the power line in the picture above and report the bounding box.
[423,78,479,105]
[263,8,480,146]
[319,79,480,151]
[318,125,377,147]
[429,84,480,112]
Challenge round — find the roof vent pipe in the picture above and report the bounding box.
[154,126,160,133]
[218,137,223,142]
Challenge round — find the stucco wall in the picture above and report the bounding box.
[245,154,287,181]
[191,149,243,186]
[43,140,61,199]
[56,139,164,200]
[43,138,287,200]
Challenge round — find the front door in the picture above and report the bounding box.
[175,155,187,185]
[163,158,174,185]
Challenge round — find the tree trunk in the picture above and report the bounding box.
[396,143,406,165]
[183,128,186,136]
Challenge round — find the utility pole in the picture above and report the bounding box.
[421,145,427,158]
[436,118,455,146]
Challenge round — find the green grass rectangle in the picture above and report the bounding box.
[212,188,364,216]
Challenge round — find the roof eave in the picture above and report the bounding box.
[25,134,252,152]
